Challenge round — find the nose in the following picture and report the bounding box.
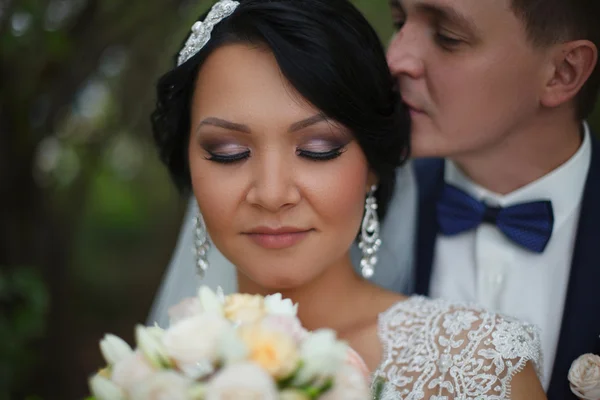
[386,28,425,80]
[245,151,301,212]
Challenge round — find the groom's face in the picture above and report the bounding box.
[387,0,550,159]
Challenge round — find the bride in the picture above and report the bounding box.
[150,0,546,398]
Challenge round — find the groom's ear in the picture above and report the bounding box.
[540,40,598,109]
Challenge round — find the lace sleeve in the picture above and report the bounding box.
[373,296,542,399]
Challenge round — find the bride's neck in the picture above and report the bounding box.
[236,254,371,332]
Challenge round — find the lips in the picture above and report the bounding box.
[243,227,313,250]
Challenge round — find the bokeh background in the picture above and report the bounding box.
[1,0,599,399]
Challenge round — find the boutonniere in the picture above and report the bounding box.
[569,351,600,400]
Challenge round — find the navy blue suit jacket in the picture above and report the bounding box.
[412,136,600,399]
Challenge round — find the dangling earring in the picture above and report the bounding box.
[193,212,211,278]
[358,185,381,279]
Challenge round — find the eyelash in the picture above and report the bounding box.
[392,20,464,50]
[435,32,463,49]
[205,146,346,164]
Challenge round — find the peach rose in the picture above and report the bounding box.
[224,294,265,324]
[238,323,300,380]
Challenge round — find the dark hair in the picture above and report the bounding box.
[510,0,600,119]
[151,0,410,220]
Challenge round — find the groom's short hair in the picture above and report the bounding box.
[511,0,600,118]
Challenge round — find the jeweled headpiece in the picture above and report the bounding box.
[177,0,240,66]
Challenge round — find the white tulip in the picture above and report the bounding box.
[198,285,225,316]
[89,374,125,400]
[293,329,348,386]
[99,334,133,366]
[264,293,298,317]
[135,325,172,368]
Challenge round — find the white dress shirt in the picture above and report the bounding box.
[430,123,592,388]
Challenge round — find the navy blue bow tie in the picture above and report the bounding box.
[437,184,554,253]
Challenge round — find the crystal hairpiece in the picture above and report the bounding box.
[177,0,240,66]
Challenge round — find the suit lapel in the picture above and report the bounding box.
[413,158,445,295]
[548,136,600,399]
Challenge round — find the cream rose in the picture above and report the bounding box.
[129,371,191,400]
[569,353,600,400]
[238,323,300,380]
[162,313,231,378]
[205,362,278,400]
[224,294,265,324]
[168,297,203,326]
[319,364,371,400]
[111,351,155,392]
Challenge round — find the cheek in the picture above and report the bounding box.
[189,155,242,240]
[429,54,540,134]
[301,146,369,238]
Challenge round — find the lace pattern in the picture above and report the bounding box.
[373,296,542,399]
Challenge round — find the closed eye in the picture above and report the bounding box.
[205,150,251,164]
[297,145,346,161]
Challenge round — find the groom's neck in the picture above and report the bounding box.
[451,111,583,195]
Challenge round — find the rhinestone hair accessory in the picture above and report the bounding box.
[177,0,240,66]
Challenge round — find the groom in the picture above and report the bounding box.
[386,0,600,398]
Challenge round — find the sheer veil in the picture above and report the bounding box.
[148,164,418,327]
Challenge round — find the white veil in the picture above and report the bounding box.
[148,163,418,327]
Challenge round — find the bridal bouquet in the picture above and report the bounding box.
[87,286,372,400]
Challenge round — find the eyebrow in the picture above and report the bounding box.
[196,117,251,133]
[196,114,330,134]
[389,0,478,34]
[417,2,478,34]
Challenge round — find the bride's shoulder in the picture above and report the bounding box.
[375,296,544,399]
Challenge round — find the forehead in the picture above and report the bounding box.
[393,0,515,26]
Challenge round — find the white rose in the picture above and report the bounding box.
[168,297,203,326]
[111,351,156,392]
[99,334,133,366]
[293,329,348,386]
[320,364,371,400]
[205,362,278,400]
[89,374,125,400]
[163,313,231,379]
[264,293,298,317]
[569,353,600,400]
[129,371,191,400]
[135,325,172,368]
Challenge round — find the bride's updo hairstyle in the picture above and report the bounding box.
[151,0,410,220]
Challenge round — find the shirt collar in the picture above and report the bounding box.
[445,122,592,229]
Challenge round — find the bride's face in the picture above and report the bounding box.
[188,44,373,289]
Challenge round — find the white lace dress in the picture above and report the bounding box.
[372,296,542,400]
